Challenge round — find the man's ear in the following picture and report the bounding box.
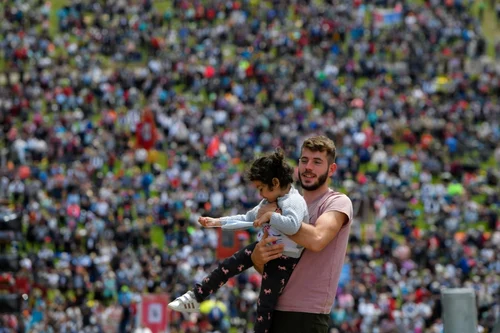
[329,163,337,177]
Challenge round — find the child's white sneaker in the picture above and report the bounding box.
[168,291,200,313]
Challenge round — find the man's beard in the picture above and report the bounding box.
[298,169,329,191]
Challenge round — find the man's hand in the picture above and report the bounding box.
[198,216,221,228]
[251,229,284,274]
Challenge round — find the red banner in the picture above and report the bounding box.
[136,108,157,150]
[139,294,169,333]
[206,136,220,158]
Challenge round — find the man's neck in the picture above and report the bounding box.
[302,186,330,204]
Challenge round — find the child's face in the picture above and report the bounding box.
[252,180,281,203]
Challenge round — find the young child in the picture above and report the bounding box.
[168,148,309,333]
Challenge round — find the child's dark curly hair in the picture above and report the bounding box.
[246,148,294,189]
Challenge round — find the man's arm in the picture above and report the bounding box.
[288,210,348,252]
[250,210,347,272]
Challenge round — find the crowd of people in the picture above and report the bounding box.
[1,0,499,332]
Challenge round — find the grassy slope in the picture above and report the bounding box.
[472,0,500,57]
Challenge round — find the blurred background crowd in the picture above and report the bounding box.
[0,0,499,332]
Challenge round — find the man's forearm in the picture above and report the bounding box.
[288,223,320,250]
[288,211,347,252]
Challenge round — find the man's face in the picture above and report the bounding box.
[298,148,331,191]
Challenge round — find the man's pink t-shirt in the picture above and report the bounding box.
[275,189,353,314]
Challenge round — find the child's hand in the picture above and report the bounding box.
[254,211,272,228]
[256,202,280,219]
[198,216,221,228]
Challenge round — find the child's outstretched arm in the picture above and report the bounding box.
[200,204,262,228]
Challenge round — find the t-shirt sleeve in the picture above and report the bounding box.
[269,194,309,235]
[322,193,353,226]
